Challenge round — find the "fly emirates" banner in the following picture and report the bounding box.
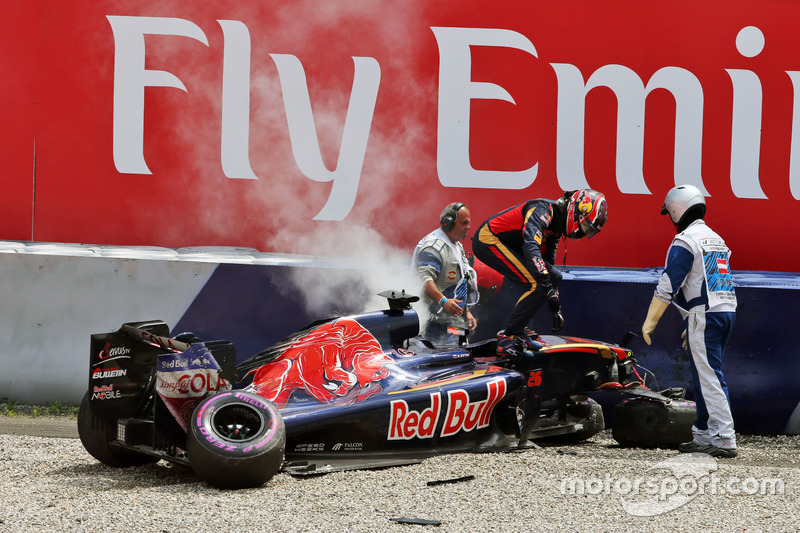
[2,1,798,271]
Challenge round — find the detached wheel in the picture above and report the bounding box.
[187,391,285,489]
[77,392,158,468]
[612,398,695,449]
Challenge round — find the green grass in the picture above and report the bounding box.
[0,401,79,419]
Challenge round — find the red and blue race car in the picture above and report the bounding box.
[79,291,693,489]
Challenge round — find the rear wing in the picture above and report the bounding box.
[88,321,237,421]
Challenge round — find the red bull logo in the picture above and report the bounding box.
[250,318,393,408]
[388,378,507,440]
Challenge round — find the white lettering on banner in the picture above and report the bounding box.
[431,27,539,190]
[107,17,800,217]
[219,20,258,180]
[106,16,209,175]
[789,72,800,199]
[434,25,800,200]
[730,26,768,199]
[107,15,379,221]
[727,68,765,199]
[270,54,380,220]
[552,64,707,196]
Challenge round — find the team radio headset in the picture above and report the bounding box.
[440,202,465,232]
[437,202,469,312]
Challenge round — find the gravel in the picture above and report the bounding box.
[0,429,798,532]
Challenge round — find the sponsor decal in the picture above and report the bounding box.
[533,257,548,275]
[388,378,506,440]
[197,426,239,452]
[703,248,735,292]
[234,391,269,410]
[156,344,231,431]
[331,442,364,451]
[92,384,121,400]
[389,393,441,440]
[92,367,128,380]
[157,372,229,395]
[94,344,131,366]
[447,270,457,281]
[294,443,325,452]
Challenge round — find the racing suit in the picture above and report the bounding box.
[471,199,564,336]
[655,219,737,448]
[412,228,478,345]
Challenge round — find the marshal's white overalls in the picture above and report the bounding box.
[654,219,737,448]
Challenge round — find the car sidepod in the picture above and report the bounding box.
[274,364,526,475]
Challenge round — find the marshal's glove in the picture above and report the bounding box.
[641,296,669,345]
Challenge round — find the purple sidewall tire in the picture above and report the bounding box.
[187,391,285,489]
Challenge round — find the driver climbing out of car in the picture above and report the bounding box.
[472,190,608,357]
[641,184,738,459]
[411,202,479,345]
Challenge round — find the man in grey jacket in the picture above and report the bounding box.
[412,202,478,345]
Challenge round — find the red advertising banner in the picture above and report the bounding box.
[3,1,800,271]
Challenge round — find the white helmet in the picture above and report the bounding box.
[660,185,706,225]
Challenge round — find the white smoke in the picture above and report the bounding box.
[271,221,420,316]
[105,0,437,317]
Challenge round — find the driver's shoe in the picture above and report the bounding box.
[496,333,538,357]
[522,327,540,340]
[496,333,521,357]
[519,328,542,350]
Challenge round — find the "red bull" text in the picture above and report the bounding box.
[388,378,506,440]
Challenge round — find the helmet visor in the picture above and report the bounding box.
[579,218,601,239]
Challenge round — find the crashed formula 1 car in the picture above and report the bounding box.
[79,291,694,489]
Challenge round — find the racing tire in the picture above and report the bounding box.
[612,398,695,449]
[187,391,285,490]
[77,392,159,468]
[539,397,606,444]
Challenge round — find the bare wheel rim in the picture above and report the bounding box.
[210,404,266,442]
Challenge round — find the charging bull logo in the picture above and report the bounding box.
[250,318,393,408]
[577,193,593,214]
